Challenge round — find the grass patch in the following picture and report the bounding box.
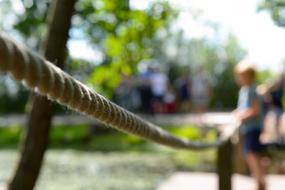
[0,124,217,170]
[49,124,89,147]
[0,124,217,150]
[49,124,217,152]
[0,125,22,148]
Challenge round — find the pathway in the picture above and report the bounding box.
[157,172,285,190]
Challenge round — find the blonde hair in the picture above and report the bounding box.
[235,60,256,78]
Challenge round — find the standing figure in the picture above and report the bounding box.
[138,67,153,114]
[175,72,191,112]
[191,68,210,113]
[234,60,266,190]
[150,68,168,113]
[114,75,140,111]
[163,83,176,113]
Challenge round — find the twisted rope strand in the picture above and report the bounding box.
[0,32,239,150]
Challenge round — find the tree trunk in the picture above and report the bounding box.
[8,0,76,189]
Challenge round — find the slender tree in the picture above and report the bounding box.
[8,0,76,189]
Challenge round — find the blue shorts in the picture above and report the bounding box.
[243,129,264,155]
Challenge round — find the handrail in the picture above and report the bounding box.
[0,32,240,150]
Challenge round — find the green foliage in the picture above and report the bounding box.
[88,65,122,97]
[0,124,216,151]
[0,125,21,148]
[5,0,176,98]
[259,0,285,27]
[210,35,246,109]
[172,149,216,170]
[77,0,176,97]
[168,126,202,140]
[256,69,276,84]
[14,0,51,48]
[49,124,88,146]
[89,133,150,152]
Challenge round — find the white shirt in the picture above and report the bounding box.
[150,73,168,96]
[192,73,208,97]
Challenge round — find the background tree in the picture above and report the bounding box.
[13,0,51,49]
[6,0,176,99]
[76,0,176,97]
[259,0,285,27]
[210,34,246,109]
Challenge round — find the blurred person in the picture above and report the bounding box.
[234,60,266,190]
[258,74,285,174]
[163,83,176,113]
[175,72,192,112]
[259,74,284,143]
[269,74,284,139]
[138,67,153,114]
[191,67,210,113]
[150,68,168,113]
[114,75,140,111]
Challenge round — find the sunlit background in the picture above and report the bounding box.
[0,0,285,190]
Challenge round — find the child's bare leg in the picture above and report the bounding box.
[245,152,266,190]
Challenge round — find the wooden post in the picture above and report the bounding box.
[217,139,233,190]
[233,134,248,174]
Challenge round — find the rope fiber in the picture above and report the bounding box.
[0,32,238,150]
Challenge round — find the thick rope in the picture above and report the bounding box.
[0,32,239,150]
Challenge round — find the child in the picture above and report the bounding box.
[234,60,266,190]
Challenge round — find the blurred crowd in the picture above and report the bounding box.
[113,67,211,114]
